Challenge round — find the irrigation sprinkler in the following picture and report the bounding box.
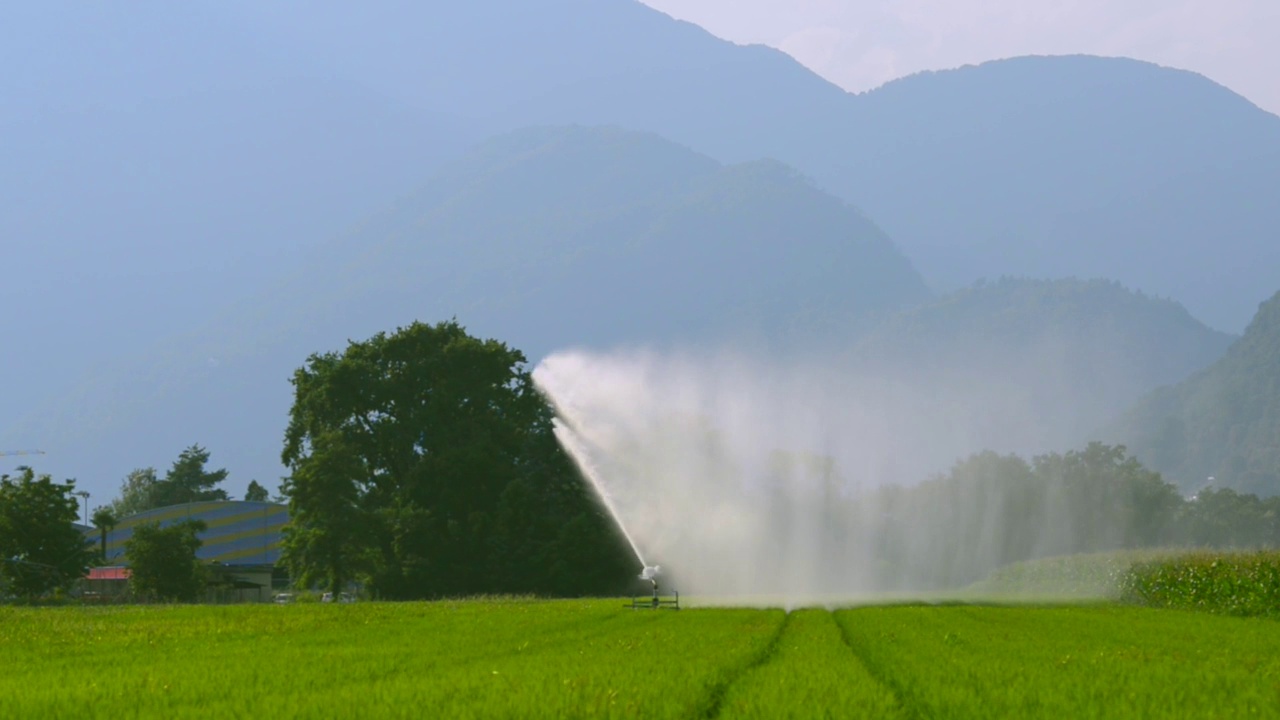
[627,565,679,610]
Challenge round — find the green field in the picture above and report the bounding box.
[3,600,1280,718]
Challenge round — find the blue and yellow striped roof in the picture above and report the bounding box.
[85,501,288,566]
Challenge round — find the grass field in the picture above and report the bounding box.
[3,600,1280,718]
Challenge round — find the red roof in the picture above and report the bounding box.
[87,567,131,581]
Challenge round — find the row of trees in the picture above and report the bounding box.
[870,442,1280,588]
[9,317,1277,603]
[106,445,270,519]
[0,466,211,601]
[86,445,268,566]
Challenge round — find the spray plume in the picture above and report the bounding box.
[534,348,1110,608]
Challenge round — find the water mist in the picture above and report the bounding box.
[533,348,1102,607]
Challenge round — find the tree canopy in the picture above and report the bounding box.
[152,445,229,507]
[281,320,632,599]
[125,520,207,602]
[107,468,160,518]
[869,442,1278,588]
[0,468,92,598]
[106,446,230,519]
[91,506,118,563]
[244,480,270,503]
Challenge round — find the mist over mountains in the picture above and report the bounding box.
[4,127,927,491]
[4,0,1277,498]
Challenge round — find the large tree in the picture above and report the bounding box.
[125,520,207,602]
[0,468,93,598]
[282,320,631,599]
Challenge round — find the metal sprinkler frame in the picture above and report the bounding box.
[627,567,680,610]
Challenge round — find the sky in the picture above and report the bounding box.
[642,0,1280,117]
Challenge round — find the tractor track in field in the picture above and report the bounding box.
[832,612,922,720]
[698,610,793,718]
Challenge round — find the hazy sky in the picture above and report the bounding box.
[642,0,1280,116]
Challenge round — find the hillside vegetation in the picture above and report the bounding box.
[1119,291,1280,495]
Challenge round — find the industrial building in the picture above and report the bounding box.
[82,501,288,602]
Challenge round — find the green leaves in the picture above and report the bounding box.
[281,320,632,599]
[151,445,229,508]
[107,468,160,518]
[1120,551,1280,617]
[0,468,93,599]
[125,520,207,602]
[244,480,269,503]
[107,446,231,519]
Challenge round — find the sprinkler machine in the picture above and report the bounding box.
[628,565,679,610]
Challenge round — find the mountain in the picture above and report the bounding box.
[10,2,1280,415]
[230,9,1280,335]
[9,1,1280,495]
[4,126,929,497]
[220,0,853,164]
[829,55,1280,333]
[0,0,860,437]
[0,2,472,419]
[204,10,1280,334]
[1118,291,1280,496]
[837,278,1234,478]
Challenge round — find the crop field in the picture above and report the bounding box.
[1121,551,1280,617]
[3,600,1280,718]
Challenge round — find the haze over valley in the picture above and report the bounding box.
[4,0,1278,514]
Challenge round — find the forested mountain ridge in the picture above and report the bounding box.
[8,0,1280,497]
[284,126,931,351]
[224,0,852,162]
[4,127,930,495]
[0,0,853,428]
[834,55,1280,333]
[242,7,1280,334]
[1118,291,1280,496]
[856,278,1233,381]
